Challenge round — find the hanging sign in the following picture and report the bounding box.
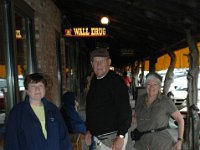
[120,49,135,56]
[64,27,107,37]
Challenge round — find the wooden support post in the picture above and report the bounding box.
[184,28,200,150]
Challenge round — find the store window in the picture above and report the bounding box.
[56,32,63,102]
[0,1,6,116]
[13,1,35,102]
[0,0,35,114]
[15,12,29,100]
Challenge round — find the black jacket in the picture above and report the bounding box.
[86,71,132,136]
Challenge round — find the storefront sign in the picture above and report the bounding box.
[64,27,107,37]
[16,30,22,39]
[120,49,135,56]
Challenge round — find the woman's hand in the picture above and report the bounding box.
[85,130,92,146]
[171,111,184,150]
[173,140,182,150]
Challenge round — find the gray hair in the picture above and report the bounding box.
[145,72,162,86]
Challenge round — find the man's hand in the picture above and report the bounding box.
[85,130,92,146]
[112,136,124,150]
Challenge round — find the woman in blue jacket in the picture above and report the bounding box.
[60,92,94,149]
[4,73,72,150]
[60,91,86,134]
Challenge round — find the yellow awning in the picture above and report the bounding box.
[144,43,200,71]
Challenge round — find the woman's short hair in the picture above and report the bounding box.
[24,73,47,90]
[145,72,162,86]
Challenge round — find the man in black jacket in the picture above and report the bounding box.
[85,48,132,150]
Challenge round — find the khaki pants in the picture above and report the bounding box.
[94,133,128,150]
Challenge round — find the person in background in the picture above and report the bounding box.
[85,48,132,150]
[123,71,132,93]
[4,73,72,150]
[60,91,86,134]
[86,72,94,93]
[132,72,184,150]
[84,71,94,104]
[60,91,94,150]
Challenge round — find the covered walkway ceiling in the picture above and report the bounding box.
[54,0,200,67]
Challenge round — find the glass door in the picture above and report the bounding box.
[0,0,6,121]
[14,1,35,102]
[15,12,28,101]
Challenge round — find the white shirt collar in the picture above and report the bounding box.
[97,73,107,79]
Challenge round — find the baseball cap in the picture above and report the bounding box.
[90,48,110,60]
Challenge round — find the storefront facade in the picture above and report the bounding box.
[1,0,34,115]
[0,0,90,124]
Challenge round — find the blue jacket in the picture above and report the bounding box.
[61,92,86,134]
[4,96,72,150]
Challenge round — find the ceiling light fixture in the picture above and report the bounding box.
[100,16,109,25]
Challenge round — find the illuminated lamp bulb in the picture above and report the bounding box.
[100,17,109,25]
